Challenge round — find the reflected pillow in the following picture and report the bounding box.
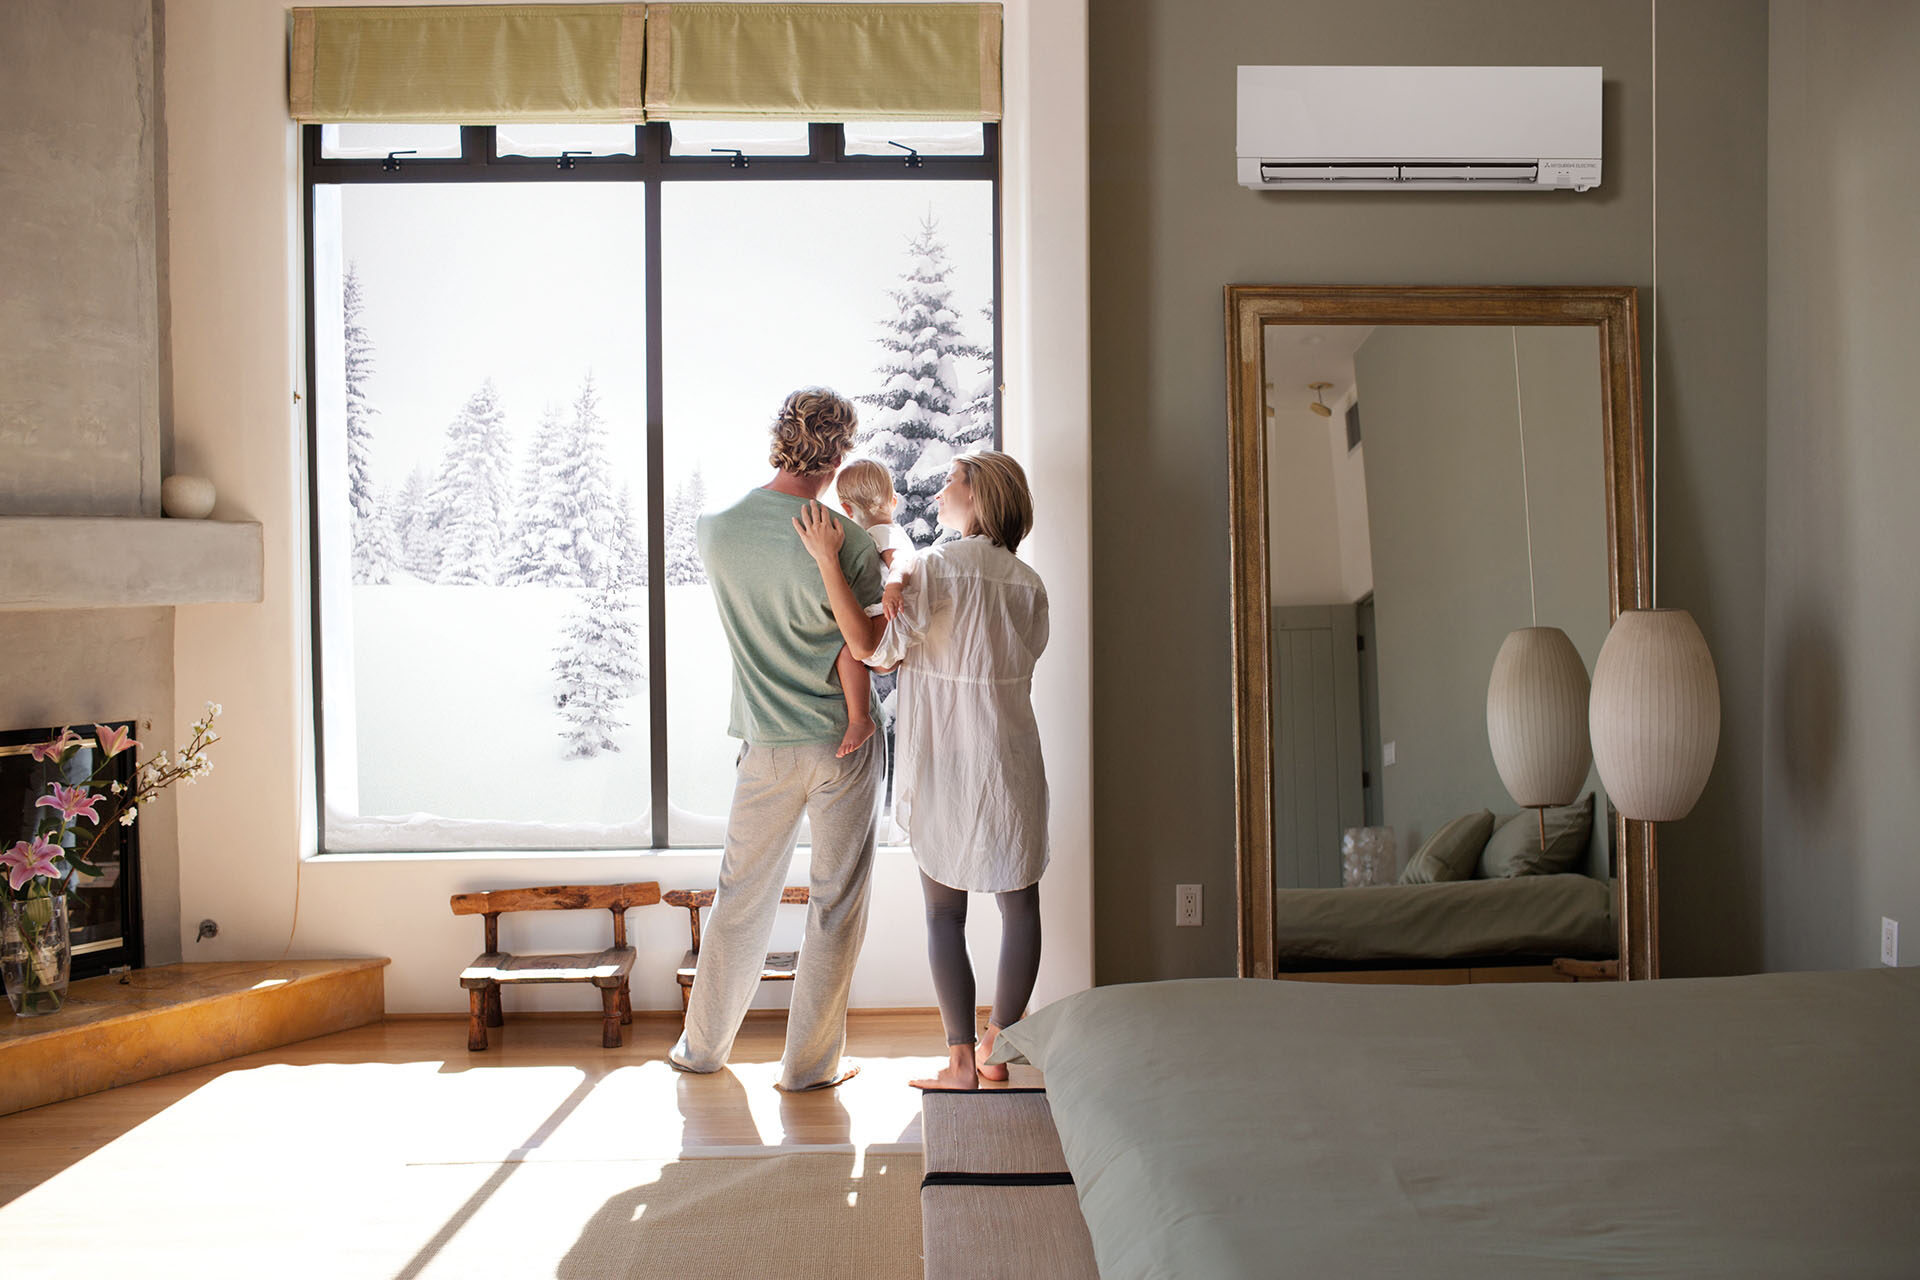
[1479,793,1594,878]
[1397,810,1495,884]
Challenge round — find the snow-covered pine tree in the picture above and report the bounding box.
[500,403,573,585]
[958,300,998,448]
[611,480,647,589]
[551,583,646,758]
[428,379,513,585]
[366,481,403,580]
[665,467,708,586]
[499,374,624,588]
[857,213,988,546]
[391,463,439,580]
[344,263,392,584]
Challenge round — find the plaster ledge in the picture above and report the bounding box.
[0,517,264,610]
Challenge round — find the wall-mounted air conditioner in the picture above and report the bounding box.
[1237,66,1602,192]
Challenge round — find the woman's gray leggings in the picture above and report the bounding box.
[920,872,1042,1047]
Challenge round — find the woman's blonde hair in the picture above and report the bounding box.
[769,387,859,477]
[835,458,896,525]
[955,449,1034,553]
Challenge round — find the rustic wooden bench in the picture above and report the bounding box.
[450,882,660,1051]
[663,886,809,1014]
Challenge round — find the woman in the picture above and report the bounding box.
[794,450,1049,1090]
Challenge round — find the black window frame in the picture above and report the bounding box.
[302,121,1002,853]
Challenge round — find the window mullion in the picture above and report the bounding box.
[646,175,670,849]
[461,125,490,169]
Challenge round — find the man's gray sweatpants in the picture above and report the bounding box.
[671,736,884,1090]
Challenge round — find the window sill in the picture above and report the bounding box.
[305,844,915,865]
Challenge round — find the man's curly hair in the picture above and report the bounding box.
[769,387,860,477]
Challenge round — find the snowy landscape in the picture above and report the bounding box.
[314,179,994,849]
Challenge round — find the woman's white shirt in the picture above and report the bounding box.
[869,536,1049,893]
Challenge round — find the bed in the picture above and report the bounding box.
[990,970,1920,1278]
[1272,872,1615,965]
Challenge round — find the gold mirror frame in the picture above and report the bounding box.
[1225,285,1655,981]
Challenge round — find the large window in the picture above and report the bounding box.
[306,124,998,853]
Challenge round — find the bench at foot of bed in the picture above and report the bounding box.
[919,1090,1098,1280]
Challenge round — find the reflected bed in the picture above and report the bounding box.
[1273,873,1614,965]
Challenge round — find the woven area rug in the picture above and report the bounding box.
[414,1147,926,1279]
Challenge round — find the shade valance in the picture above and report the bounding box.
[643,3,1002,121]
[289,5,648,124]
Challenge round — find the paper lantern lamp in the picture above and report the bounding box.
[1589,608,1720,822]
[1487,625,1593,811]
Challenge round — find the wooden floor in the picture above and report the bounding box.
[0,1009,1036,1210]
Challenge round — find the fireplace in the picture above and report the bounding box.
[0,724,145,982]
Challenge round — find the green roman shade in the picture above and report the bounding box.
[289,5,649,124]
[643,3,1002,121]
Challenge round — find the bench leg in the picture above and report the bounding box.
[618,980,632,1025]
[679,981,692,1018]
[601,986,623,1048]
[467,988,489,1052]
[485,982,504,1028]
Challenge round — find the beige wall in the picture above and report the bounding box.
[1091,0,1770,981]
[0,0,181,963]
[1331,422,1373,603]
[1763,1,1920,969]
[1358,326,1610,852]
[1264,365,1349,605]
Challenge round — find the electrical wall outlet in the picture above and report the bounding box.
[1176,884,1203,927]
[1882,917,1899,966]
[1382,741,1396,767]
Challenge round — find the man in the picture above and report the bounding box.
[670,386,887,1091]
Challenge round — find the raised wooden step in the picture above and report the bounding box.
[0,958,387,1116]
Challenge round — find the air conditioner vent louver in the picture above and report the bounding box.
[1238,67,1602,193]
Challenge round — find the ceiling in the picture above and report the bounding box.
[1261,324,1375,416]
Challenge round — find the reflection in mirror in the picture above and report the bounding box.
[1262,323,1616,970]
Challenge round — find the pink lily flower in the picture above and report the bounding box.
[93,724,139,757]
[1,836,63,892]
[35,783,102,824]
[28,729,81,763]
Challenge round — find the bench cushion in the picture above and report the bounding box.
[921,1184,1098,1280]
[922,1091,1070,1175]
[459,947,634,989]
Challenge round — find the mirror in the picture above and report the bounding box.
[1226,288,1653,982]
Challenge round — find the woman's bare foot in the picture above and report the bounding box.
[837,715,876,758]
[976,1024,1010,1082]
[910,1044,979,1091]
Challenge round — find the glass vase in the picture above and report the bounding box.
[1340,827,1398,888]
[2,890,70,1016]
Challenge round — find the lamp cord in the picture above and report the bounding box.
[1512,327,1538,628]
[1650,0,1660,609]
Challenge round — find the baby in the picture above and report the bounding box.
[828,458,910,757]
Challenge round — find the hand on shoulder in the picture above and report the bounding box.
[791,501,845,563]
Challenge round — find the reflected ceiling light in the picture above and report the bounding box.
[1307,382,1334,417]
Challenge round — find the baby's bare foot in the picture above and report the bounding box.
[838,717,876,758]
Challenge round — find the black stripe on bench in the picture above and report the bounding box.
[921,1170,1076,1189]
[922,1087,1050,1096]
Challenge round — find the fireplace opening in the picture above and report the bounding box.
[1,723,145,984]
